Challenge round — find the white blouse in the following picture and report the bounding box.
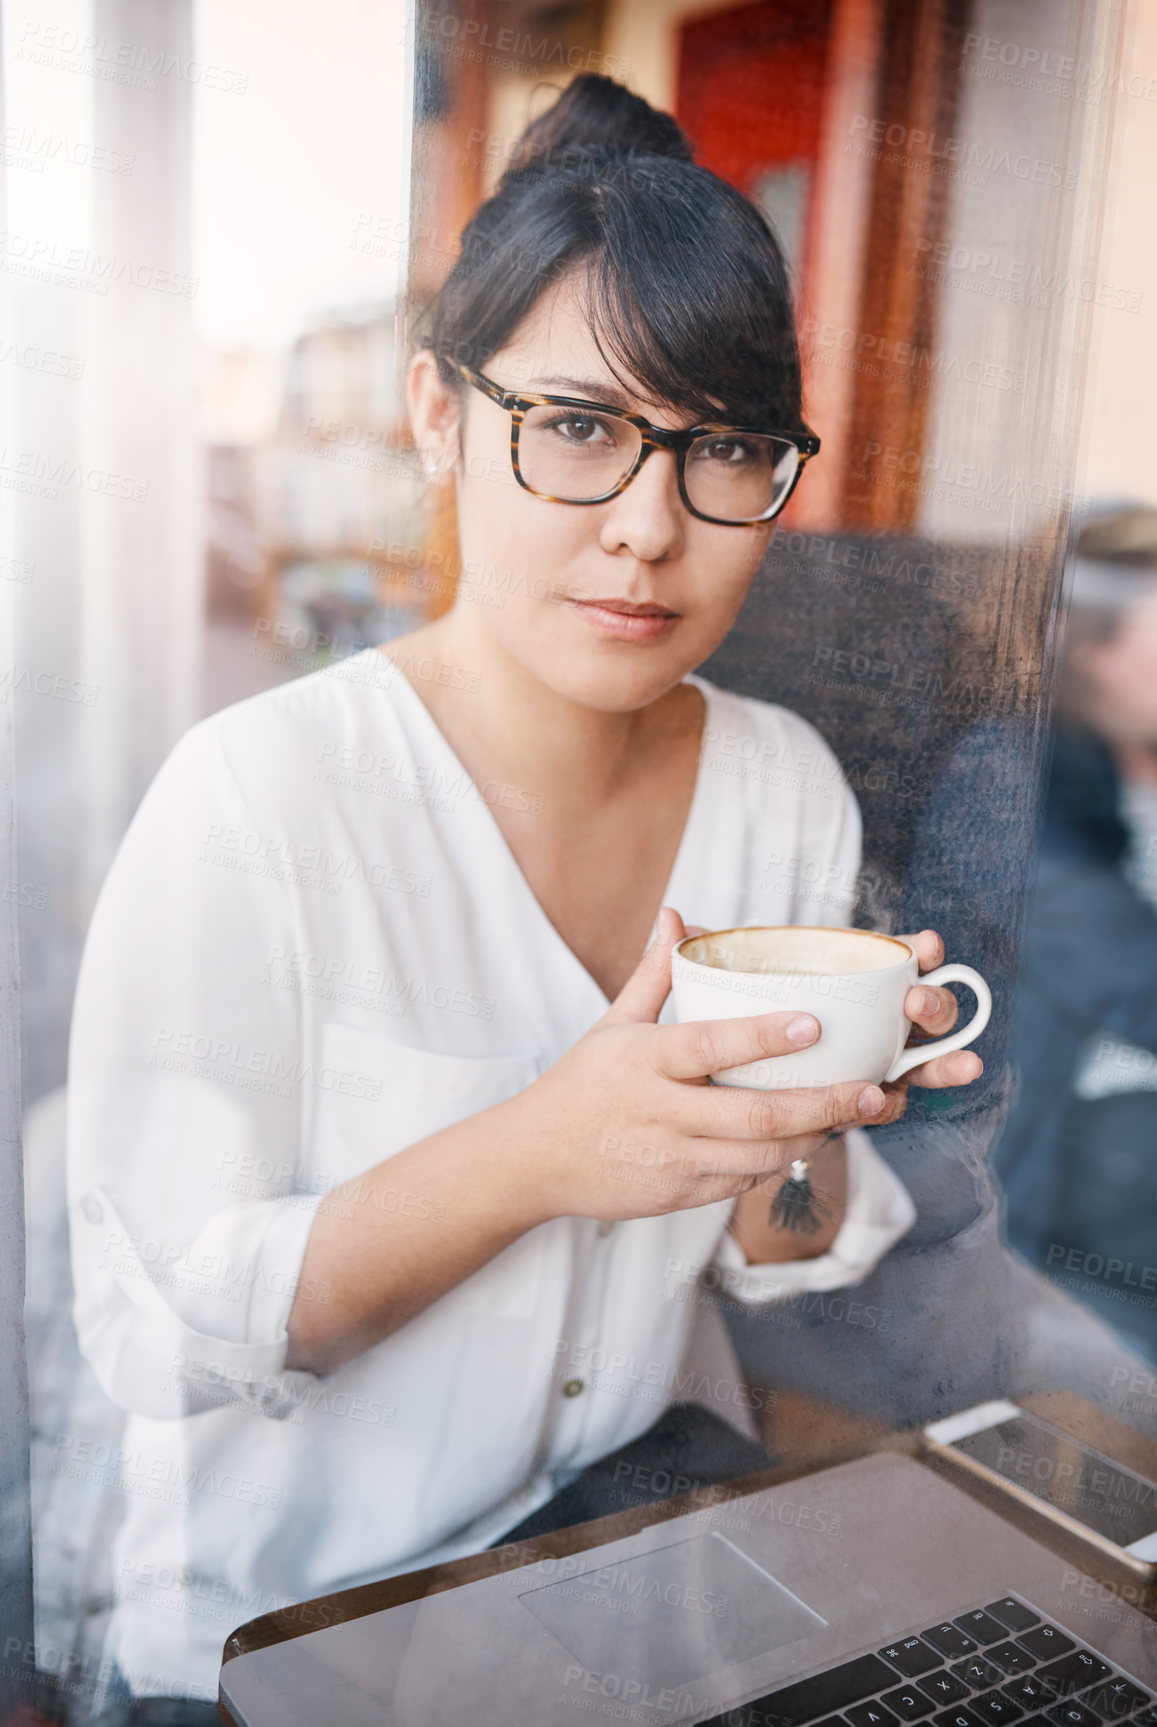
[66,649,915,1701]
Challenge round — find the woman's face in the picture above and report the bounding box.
[409,273,776,713]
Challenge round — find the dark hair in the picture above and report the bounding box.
[416,74,803,431]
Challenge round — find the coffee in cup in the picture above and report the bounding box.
[670,925,991,1090]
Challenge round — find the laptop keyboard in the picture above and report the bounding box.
[696,1593,1155,1727]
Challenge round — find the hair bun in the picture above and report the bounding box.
[506,73,694,173]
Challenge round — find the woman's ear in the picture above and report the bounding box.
[407,350,462,484]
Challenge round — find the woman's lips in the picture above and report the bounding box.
[565,598,680,643]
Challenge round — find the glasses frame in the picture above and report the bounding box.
[446,360,820,527]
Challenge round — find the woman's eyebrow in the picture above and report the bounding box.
[530,374,635,407]
[529,376,729,427]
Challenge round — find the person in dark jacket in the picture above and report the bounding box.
[905,509,1157,1368]
[996,520,1157,1363]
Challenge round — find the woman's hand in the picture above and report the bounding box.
[505,907,888,1225]
[672,922,982,1139]
[676,921,981,1266]
[856,927,983,1127]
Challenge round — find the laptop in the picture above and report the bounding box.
[218,1451,1157,1726]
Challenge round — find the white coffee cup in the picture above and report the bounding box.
[670,925,991,1090]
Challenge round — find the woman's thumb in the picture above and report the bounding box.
[605,906,686,1025]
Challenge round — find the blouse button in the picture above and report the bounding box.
[561,1379,584,1399]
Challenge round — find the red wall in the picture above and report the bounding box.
[676,0,834,200]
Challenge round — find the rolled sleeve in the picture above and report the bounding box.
[66,719,326,1421]
[710,1129,917,1306]
[70,1183,325,1419]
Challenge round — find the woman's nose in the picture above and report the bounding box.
[597,447,686,562]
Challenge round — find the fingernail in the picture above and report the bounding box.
[922,988,940,1015]
[858,1085,885,1116]
[787,1015,819,1047]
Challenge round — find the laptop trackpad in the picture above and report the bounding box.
[518,1532,826,1690]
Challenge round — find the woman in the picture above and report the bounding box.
[68,75,981,1716]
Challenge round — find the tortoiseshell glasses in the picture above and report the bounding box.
[447,360,820,527]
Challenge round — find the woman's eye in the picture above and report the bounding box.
[696,436,757,464]
[545,414,614,445]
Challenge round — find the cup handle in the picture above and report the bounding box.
[884,964,992,1083]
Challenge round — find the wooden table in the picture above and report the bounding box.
[217,1390,1157,1723]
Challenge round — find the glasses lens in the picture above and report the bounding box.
[684,433,800,523]
[518,405,641,501]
